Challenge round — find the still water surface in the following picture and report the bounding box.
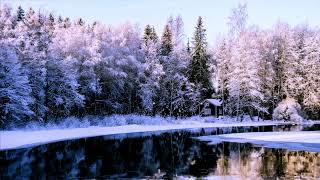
[0,125,319,179]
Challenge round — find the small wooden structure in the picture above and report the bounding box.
[200,99,223,117]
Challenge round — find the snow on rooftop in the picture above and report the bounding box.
[205,99,223,106]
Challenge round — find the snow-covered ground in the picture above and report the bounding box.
[198,131,320,152]
[11,114,320,131]
[0,119,313,151]
[1,115,320,151]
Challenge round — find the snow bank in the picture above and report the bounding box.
[8,114,319,131]
[19,114,175,131]
[0,121,293,151]
[198,131,320,152]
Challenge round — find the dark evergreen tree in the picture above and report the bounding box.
[143,25,158,46]
[47,14,55,27]
[45,13,55,41]
[77,18,85,26]
[186,38,191,54]
[143,25,152,42]
[16,6,25,22]
[63,17,71,28]
[160,24,172,56]
[58,15,63,24]
[156,22,200,117]
[150,26,158,42]
[188,16,212,99]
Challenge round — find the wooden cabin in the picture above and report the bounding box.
[200,99,223,117]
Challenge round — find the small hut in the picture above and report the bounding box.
[200,99,223,117]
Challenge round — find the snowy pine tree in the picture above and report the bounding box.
[16,6,25,22]
[157,21,200,116]
[214,38,231,116]
[256,30,275,118]
[52,18,100,115]
[160,24,173,56]
[223,4,267,119]
[302,30,320,119]
[45,54,84,118]
[226,30,267,119]
[188,16,212,99]
[140,25,164,114]
[14,8,48,121]
[0,43,34,128]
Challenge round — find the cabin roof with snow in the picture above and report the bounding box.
[203,99,223,106]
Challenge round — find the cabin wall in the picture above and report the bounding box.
[200,100,223,117]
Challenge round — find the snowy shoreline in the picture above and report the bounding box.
[1,120,319,151]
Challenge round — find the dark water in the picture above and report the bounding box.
[0,125,319,179]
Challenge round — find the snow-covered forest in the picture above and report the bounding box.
[0,4,319,129]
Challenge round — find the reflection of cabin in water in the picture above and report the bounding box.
[200,99,223,117]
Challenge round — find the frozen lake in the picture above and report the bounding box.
[1,124,320,179]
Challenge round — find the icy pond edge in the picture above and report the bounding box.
[1,120,320,151]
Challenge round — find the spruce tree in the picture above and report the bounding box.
[160,24,172,56]
[157,21,200,116]
[150,27,158,41]
[143,25,158,45]
[143,25,152,43]
[16,6,25,22]
[186,38,191,54]
[63,17,71,28]
[77,18,85,26]
[14,8,48,122]
[0,43,34,127]
[140,27,163,114]
[58,15,63,24]
[188,16,212,99]
[215,38,230,116]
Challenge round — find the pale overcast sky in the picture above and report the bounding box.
[4,0,320,44]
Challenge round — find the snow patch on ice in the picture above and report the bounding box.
[198,131,320,152]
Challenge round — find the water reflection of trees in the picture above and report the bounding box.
[0,131,204,178]
[1,141,87,179]
[1,127,319,179]
[213,143,320,179]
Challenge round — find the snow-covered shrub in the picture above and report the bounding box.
[273,98,303,122]
[55,116,91,129]
[125,115,173,125]
[100,115,127,126]
[23,121,43,130]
